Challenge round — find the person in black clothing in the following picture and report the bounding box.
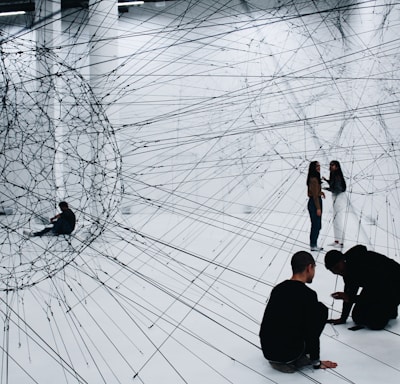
[325,244,400,330]
[32,201,76,236]
[323,160,347,248]
[259,251,337,373]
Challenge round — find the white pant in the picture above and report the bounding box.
[332,193,346,243]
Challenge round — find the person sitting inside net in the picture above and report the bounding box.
[25,201,76,237]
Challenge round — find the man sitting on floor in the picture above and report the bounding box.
[25,201,76,237]
[259,251,337,373]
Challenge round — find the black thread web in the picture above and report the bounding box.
[0,1,400,383]
[0,38,122,292]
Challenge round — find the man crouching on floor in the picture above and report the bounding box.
[259,251,337,373]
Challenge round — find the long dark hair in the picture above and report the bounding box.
[330,160,346,191]
[306,161,321,186]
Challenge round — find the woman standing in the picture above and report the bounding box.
[307,161,325,251]
[323,160,346,248]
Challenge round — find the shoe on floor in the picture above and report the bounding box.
[269,361,296,373]
[328,241,343,248]
[310,246,323,251]
[389,306,398,319]
[294,355,312,368]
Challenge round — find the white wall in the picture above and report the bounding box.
[1,1,400,383]
[1,0,400,239]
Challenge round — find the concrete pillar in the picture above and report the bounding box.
[88,0,119,224]
[32,0,62,218]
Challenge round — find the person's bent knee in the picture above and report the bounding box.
[367,318,389,330]
[268,361,296,373]
[352,313,388,330]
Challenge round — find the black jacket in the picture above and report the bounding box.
[259,280,326,362]
[340,245,400,321]
[326,170,346,194]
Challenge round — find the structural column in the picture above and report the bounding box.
[34,0,62,215]
[88,0,119,224]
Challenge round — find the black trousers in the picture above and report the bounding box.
[352,289,398,330]
[308,197,322,247]
[33,218,73,236]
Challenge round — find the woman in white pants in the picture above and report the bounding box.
[323,161,346,248]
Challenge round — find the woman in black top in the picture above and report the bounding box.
[323,161,346,248]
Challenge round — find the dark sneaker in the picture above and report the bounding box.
[389,306,398,319]
[295,355,312,368]
[269,361,296,373]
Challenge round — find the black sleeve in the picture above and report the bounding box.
[304,290,327,361]
[340,279,358,320]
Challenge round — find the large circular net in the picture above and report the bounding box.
[0,1,400,383]
[0,40,121,292]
